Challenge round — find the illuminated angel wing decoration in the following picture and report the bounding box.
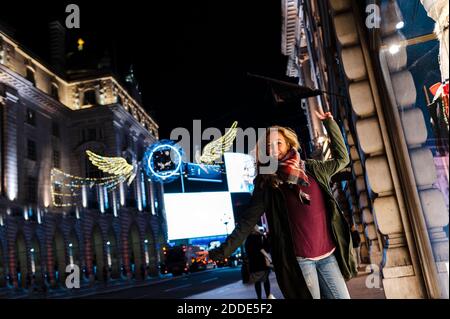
[50,151,137,207]
[86,150,137,185]
[199,121,238,164]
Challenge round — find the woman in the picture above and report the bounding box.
[210,110,357,299]
[245,225,275,299]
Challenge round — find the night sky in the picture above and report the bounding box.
[0,1,309,143]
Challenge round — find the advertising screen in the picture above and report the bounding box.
[163,192,235,241]
[224,152,256,193]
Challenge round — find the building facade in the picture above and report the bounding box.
[282,0,449,298]
[0,28,168,293]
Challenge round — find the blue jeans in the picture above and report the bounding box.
[297,254,350,299]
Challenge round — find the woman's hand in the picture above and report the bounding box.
[314,109,333,121]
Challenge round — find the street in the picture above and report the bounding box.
[85,267,244,299]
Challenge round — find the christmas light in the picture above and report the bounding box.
[142,140,184,183]
[86,150,136,184]
[50,150,135,207]
[200,121,238,164]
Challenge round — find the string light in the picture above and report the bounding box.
[50,150,136,207]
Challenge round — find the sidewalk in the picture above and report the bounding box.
[187,265,386,299]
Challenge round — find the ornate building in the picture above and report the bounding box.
[0,26,167,294]
[281,0,449,298]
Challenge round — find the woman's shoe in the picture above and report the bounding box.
[267,294,276,299]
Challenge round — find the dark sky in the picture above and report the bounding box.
[0,1,308,144]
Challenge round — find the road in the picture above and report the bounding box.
[84,267,243,299]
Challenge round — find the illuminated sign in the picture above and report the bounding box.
[143,140,184,183]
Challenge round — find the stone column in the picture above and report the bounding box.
[0,85,19,202]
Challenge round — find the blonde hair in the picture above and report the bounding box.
[253,125,301,169]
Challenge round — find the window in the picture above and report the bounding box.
[128,135,134,150]
[26,108,36,126]
[52,122,60,137]
[137,143,144,159]
[27,139,37,161]
[83,90,96,106]
[126,182,136,207]
[27,176,37,204]
[51,83,59,100]
[53,149,61,169]
[54,184,62,206]
[26,68,35,86]
[122,132,129,149]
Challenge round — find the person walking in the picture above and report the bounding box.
[245,225,275,299]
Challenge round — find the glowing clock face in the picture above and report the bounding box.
[143,140,184,183]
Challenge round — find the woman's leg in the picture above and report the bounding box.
[254,281,262,299]
[355,247,361,268]
[263,275,271,297]
[316,254,351,299]
[297,258,320,299]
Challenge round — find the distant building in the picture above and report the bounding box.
[0,25,167,292]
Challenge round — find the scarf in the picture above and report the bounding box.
[277,148,311,205]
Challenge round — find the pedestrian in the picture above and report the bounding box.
[245,225,275,299]
[210,110,357,299]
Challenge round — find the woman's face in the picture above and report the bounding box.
[267,130,289,160]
